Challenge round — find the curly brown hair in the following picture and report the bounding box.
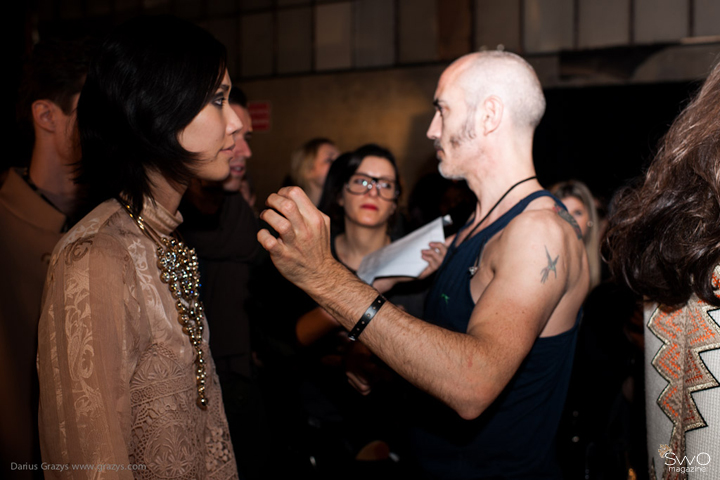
[604,60,720,307]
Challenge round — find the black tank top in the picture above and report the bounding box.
[412,190,580,480]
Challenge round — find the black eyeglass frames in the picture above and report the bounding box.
[345,173,399,200]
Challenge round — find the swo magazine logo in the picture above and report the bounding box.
[658,444,712,474]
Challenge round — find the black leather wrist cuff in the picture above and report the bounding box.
[348,295,386,341]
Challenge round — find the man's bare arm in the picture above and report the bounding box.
[258,187,581,419]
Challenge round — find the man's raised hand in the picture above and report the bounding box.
[258,187,335,290]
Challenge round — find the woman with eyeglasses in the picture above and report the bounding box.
[288,144,444,467]
[296,144,446,347]
[324,146,400,269]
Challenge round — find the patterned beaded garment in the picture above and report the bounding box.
[647,267,720,479]
[123,202,209,409]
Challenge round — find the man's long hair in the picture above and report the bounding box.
[604,60,720,307]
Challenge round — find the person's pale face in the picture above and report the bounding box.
[562,195,590,238]
[223,104,253,192]
[426,72,478,180]
[339,156,397,230]
[308,143,340,188]
[178,71,241,183]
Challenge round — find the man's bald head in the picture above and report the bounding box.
[445,51,546,133]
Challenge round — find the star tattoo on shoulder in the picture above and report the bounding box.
[553,204,582,239]
[540,246,559,284]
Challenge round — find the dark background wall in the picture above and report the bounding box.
[534,81,696,199]
[11,0,720,207]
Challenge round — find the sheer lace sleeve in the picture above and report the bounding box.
[38,232,146,479]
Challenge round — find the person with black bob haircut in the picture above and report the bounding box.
[37,15,242,479]
[77,15,230,217]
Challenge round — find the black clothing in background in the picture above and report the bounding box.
[180,191,267,480]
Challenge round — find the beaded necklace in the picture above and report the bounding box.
[122,202,209,410]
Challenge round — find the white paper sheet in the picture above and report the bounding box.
[356,215,449,284]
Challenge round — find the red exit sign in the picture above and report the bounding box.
[248,101,271,133]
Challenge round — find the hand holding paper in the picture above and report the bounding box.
[357,216,450,284]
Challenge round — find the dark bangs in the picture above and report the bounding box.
[77,15,227,215]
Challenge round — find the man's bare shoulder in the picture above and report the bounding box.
[503,202,582,250]
[469,196,588,343]
[489,198,587,287]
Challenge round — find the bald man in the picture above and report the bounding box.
[259,51,589,479]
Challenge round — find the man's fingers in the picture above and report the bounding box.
[275,185,303,198]
[257,188,336,290]
[264,188,330,245]
[257,228,281,253]
[284,187,332,235]
[259,208,295,242]
[283,186,321,218]
[265,192,305,227]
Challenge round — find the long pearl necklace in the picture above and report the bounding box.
[123,202,209,410]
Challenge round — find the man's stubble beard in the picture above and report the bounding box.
[438,158,465,180]
[436,125,477,181]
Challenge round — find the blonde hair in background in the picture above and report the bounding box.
[551,180,601,290]
[290,137,335,193]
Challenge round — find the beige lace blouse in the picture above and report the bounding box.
[37,198,238,479]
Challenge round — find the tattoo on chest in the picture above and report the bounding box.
[553,205,582,239]
[540,246,559,284]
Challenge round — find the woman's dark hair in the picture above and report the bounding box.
[318,143,402,234]
[77,15,227,215]
[604,60,720,307]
